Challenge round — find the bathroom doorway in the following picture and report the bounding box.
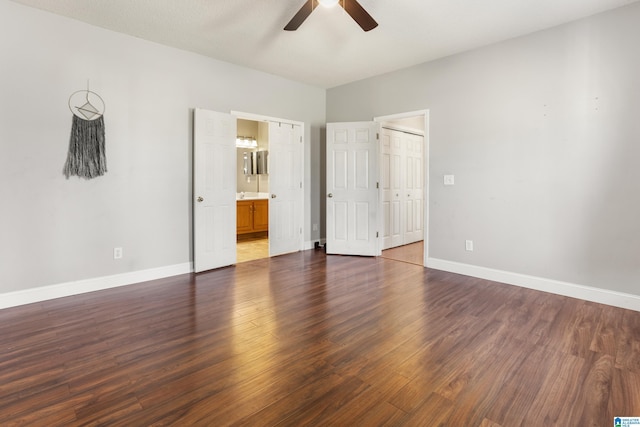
[235,118,270,263]
[233,114,304,263]
[193,109,304,272]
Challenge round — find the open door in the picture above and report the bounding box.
[326,121,379,256]
[268,121,304,256]
[193,108,237,272]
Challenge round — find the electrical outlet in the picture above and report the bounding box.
[312,223,318,231]
[444,175,455,185]
[113,247,123,259]
[465,240,473,251]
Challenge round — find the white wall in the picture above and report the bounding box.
[328,3,640,299]
[0,0,325,296]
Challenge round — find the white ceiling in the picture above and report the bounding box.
[10,0,640,88]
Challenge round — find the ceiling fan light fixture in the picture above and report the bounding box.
[318,0,339,8]
[284,0,377,31]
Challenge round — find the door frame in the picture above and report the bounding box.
[231,110,305,256]
[374,110,430,267]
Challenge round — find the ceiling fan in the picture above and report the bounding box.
[284,0,378,32]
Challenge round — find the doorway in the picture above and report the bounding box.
[324,110,429,266]
[235,118,270,263]
[232,113,305,264]
[377,112,427,266]
[193,109,304,273]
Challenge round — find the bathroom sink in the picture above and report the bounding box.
[237,192,269,200]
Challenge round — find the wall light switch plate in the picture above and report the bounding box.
[465,240,473,251]
[444,175,455,185]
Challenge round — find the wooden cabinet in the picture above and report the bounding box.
[252,200,269,232]
[236,199,269,235]
[236,201,254,234]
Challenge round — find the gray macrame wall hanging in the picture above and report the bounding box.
[64,82,107,179]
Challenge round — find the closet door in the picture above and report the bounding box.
[381,129,403,250]
[403,133,424,244]
[381,128,425,249]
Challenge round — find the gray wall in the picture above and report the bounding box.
[2,0,638,299]
[0,0,325,294]
[327,3,640,295]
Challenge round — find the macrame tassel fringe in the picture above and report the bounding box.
[63,115,107,179]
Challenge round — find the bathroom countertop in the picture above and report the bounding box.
[237,192,269,200]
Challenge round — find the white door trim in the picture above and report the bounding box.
[374,110,430,267]
[232,111,304,128]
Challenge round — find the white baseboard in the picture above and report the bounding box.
[427,258,640,312]
[0,263,193,310]
[6,257,637,313]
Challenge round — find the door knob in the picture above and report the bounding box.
[328,193,333,198]
[271,194,277,198]
[197,196,204,202]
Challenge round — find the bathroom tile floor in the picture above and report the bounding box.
[236,236,269,263]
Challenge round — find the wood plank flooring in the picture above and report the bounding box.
[381,242,424,266]
[1,250,639,426]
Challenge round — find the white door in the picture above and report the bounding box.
[404,133,424,244]
[269,122,303,256]
[326,122,379,256]
[381,128,424,249]
[381,128,403,249]
[193,109,237,272]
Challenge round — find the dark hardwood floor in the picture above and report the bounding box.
[381,242,424,266]
[1,250,639,426]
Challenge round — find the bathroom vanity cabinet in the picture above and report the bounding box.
[236,199,269,235]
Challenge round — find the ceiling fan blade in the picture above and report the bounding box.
[342,0,378,31]
[284,0,317,31]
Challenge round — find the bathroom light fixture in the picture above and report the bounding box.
[236,136,257,148]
